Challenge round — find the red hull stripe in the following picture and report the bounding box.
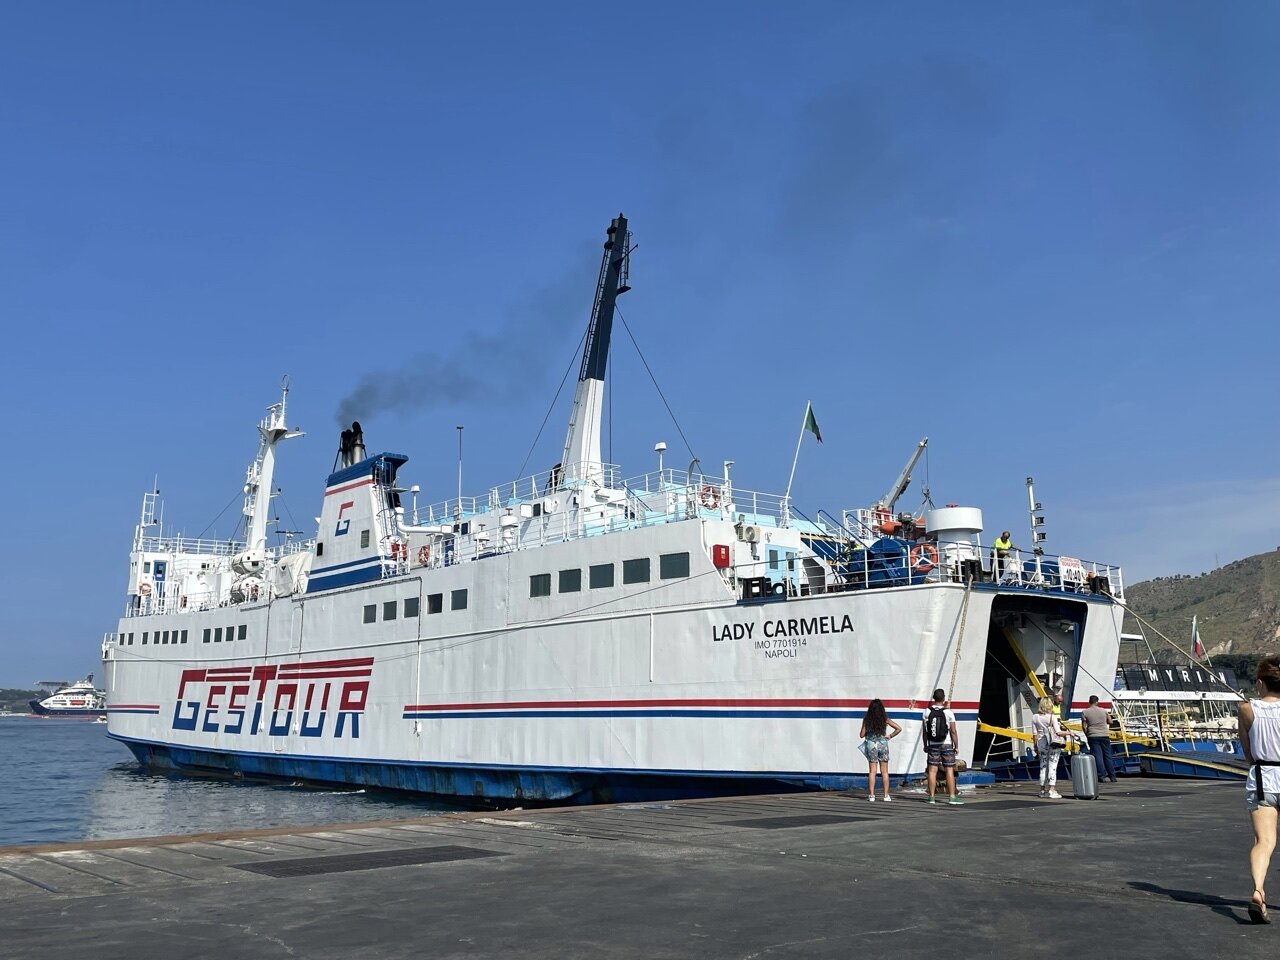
[325,478,373,496]
[276,670,373,680]
[404,698,982,712]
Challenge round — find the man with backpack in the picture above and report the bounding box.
[922,688,963,805]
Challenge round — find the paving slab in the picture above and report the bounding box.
[0,780,1273,959]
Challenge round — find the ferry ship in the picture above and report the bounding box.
[102,215,1127,803]
[29,675,107,719]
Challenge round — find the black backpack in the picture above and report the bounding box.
[924,705,949,744]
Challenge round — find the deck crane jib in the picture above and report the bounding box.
[558,214,632,490]
[866,437,928,537]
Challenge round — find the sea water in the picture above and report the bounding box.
[0,716,461,846]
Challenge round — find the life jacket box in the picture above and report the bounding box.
[1071,751,1098,800]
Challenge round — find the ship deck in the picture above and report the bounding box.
[0,780,1269,959]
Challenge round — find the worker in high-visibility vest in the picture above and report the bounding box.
[993,531,1013,580]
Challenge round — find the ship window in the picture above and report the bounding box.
[361,529,370,548]
[162,630,170,644]
[128,632,135,645]
[117,633,123,645]
[660,552,690,579]
[144,562,152,573]
[317,542,324,557]
[559,568,581,593]
[203,628,211,644]
[383,600,397,620]
[427,593,443,614]
[404,597,420,618]
[623,558,651,584]
[142,632,148,645]
[769,549,779,570]
[530,573,551,598]
[214,627,223,642]
[451,588,468,611]
[589,563,614,589]
[226,624,234,642]
[458,522,470,536]
[181,630,189,644]
[237,625,246,641]
[363,604,376,624]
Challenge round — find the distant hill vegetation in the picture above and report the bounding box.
[0,689,39,713]
[1122,549,1280,670]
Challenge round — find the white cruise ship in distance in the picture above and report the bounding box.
[102,214,1127,803]
[29,675,107,719]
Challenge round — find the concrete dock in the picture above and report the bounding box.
[0,780,1272,959]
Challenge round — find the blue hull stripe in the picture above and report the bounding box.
[108,731,930,783]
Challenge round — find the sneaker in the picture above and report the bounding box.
[928,797,936,804]
[948,796,964,806]
[882,795,893,802]
[867,796,876,802]
[1039,790,1047,798]
[1048,790,1063,799]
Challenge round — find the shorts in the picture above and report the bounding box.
[1246,790,1279,812]
[864,735,890,763]
[926,743,956,768]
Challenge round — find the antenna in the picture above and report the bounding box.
[456,426,464,515]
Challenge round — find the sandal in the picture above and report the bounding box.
[1248,891,1270,925]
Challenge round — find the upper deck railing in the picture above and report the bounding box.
[136,535,243,557]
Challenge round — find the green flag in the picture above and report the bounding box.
[803,402,823,444]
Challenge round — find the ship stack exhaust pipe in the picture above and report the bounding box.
[337,421,367,469]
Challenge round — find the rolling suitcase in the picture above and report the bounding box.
[1071,749,1098,800]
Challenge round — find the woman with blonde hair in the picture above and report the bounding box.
[1239,656,1280,923]
[1031,696,1069,799]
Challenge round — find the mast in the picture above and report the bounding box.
[243,378,304,556]
[559,214,631,487]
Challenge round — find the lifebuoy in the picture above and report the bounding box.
[699,485,720,509]
[417,544,431,566]
[138,583,152,596]
[910,542,939,573]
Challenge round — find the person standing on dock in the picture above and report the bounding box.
[860,698,903,802]
[1081,695,1119,783]
[1239,656,1280,924]
[1032,697,1069,799]
[922,689,963,805]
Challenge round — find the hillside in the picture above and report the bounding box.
[0,689,39,714]
[1122,548,1280,661]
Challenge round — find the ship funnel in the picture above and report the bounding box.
[337,421,367,468]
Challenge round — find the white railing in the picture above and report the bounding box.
[136,535,243,556]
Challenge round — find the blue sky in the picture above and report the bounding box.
[2,1,1277,685]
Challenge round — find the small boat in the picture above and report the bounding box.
[28,675,108,719]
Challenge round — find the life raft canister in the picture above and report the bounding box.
[910,542,938,573]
